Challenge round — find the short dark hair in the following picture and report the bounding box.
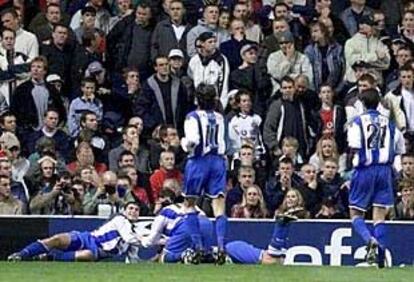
[0,111,15,125]
[196,83,217,110]
[1,8,18,19]
[358,73,377,85]
[359,89,380,110]
[81,6,96,16]
[235,89,251,104]
[118,150,136,163]
[279,156,294,166]
[82,31,96,47]
[80,110,97,125]
[399,62,414,73]
[52,23,68,32]
[281,76,295,86]
[153,55,169,66]
[81,77,96,87]
[1,27,15,38]
[46,3,61,12]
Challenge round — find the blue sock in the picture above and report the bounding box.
[215,215,227,250]
[163,252,182,263]
[19,241,49,259]
[52,251,76,261]
[352,217,372,244]
[185,212,202,250]
[373,222,387,248]
[269,222,289,251]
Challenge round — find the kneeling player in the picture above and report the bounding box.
[225,214,296,264]
[8,202,143,262]
[141,190,214,264]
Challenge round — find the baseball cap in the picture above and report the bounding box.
[197,31,216,43]
[240,44,258,56]
[359,15,375,26]
[46,74,63,83]
[168,49,184,59]
[87,61,104,74]
[351,60,373,71]
[276,31,294,43]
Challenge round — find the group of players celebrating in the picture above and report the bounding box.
[7,83,404,267]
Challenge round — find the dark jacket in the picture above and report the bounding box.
[220,36,256,71]
[10,80,66,130]
[150,19,192,61]
[134,74,189,136]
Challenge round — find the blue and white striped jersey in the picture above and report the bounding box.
[90,214,141,255]
[181,110,226,157]
[348,110,405,167]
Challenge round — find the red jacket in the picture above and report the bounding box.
[149,168,182,202]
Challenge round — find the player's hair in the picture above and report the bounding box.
[196,83,217,111]
[359,89,381,109]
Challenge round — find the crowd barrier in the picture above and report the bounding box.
[1,216,413,266]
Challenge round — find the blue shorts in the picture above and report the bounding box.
[349,165,394,212]
[226,241,263,264]
[163,216,214,263]
[66,231,99,260]
[183,154,226,198]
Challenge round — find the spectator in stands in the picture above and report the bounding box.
[82,170,123,215]
[228,89,265,158]
[218,6,230,30]
[108,0,134,31]
[29,156,75,214]
[385,45,412,92]
[278,136,304,170]
[121,165,149,206]
[399,153,414,181]
[29,0,70,34]
[70,0,111,34]
[299,163,323,217]
[264,76,311,160]
[0,28,30,106]
[0,112,16,135]
[188,32,230,108]
[1,8,39,60]
[384,64,411,132]
[340,0,373,36]
[135,55,189,135]
[309,136,346,175]
[168,49,194,101]
[40,24,75,94]
[395,179,414,220]
[0,156,28,207]
[312,84,347,153]
[316,157,347,218]
[11,56,66,143]
[304,21,345,93]
[186,3,229,57]
[0,174,24,214]
[264,157,304,215]
[226,165,255,217]
[149,149,182,202]
[267,30,313,94]
[220,18,255,71]
[117,150,136,170]
[73,7,101,44]
[231,184,268,218]
[68,77,103,138]
[31,3,66,43]
[232,1,262,43]
[116,172,149,215]
[275,188,310,218]
[150,0,191,61]
[66,141,107,175]
[108,125,150,174]
[344,15,390,86]
[70,179,86,214]
[27,109,71,161]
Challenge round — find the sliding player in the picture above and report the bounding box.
[181,84,227,264]
[347,89,405,267]
[7,202,143,262]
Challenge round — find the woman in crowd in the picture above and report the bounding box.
[275,188,310,219]
[309,136,346,174]
[231,184,268,219]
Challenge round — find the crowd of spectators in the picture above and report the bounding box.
[0,0,413,221]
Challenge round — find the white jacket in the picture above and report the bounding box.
[188,52,230,108]
[15,28,39,60]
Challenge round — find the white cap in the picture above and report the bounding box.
[168,49,184,59]
[46,74,63,83]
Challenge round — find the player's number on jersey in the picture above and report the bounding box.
[206,124,219,148]
[367,124,386,149]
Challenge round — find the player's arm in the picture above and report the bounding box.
[181,116,200,152]
[217,114,226,155]
[346,120,362,169]
[140,214,168,248]
[116,216,143,246]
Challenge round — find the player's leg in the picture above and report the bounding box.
[8,232,71,261]
[182,158,205,253]
[267,214,297,258]
[371,166,394,267]
[225,241,264,264]
[207,156,228,264]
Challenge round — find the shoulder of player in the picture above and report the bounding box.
[159,204,182,219]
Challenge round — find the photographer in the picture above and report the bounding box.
[82,170,123,216]
[29,157,75,215]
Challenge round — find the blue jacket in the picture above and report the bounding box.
[220,37,256,71]
[340,7,373,36]
[304,42,344,92]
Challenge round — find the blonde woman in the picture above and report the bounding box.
[309,136,346,174]
[275,188,309,219]
[231,185,268,218]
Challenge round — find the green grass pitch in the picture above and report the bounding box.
[0,262,413,282]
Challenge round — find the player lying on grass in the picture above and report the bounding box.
[7,201,143,262]
[141,189,216,264]
[225,212,297,264]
